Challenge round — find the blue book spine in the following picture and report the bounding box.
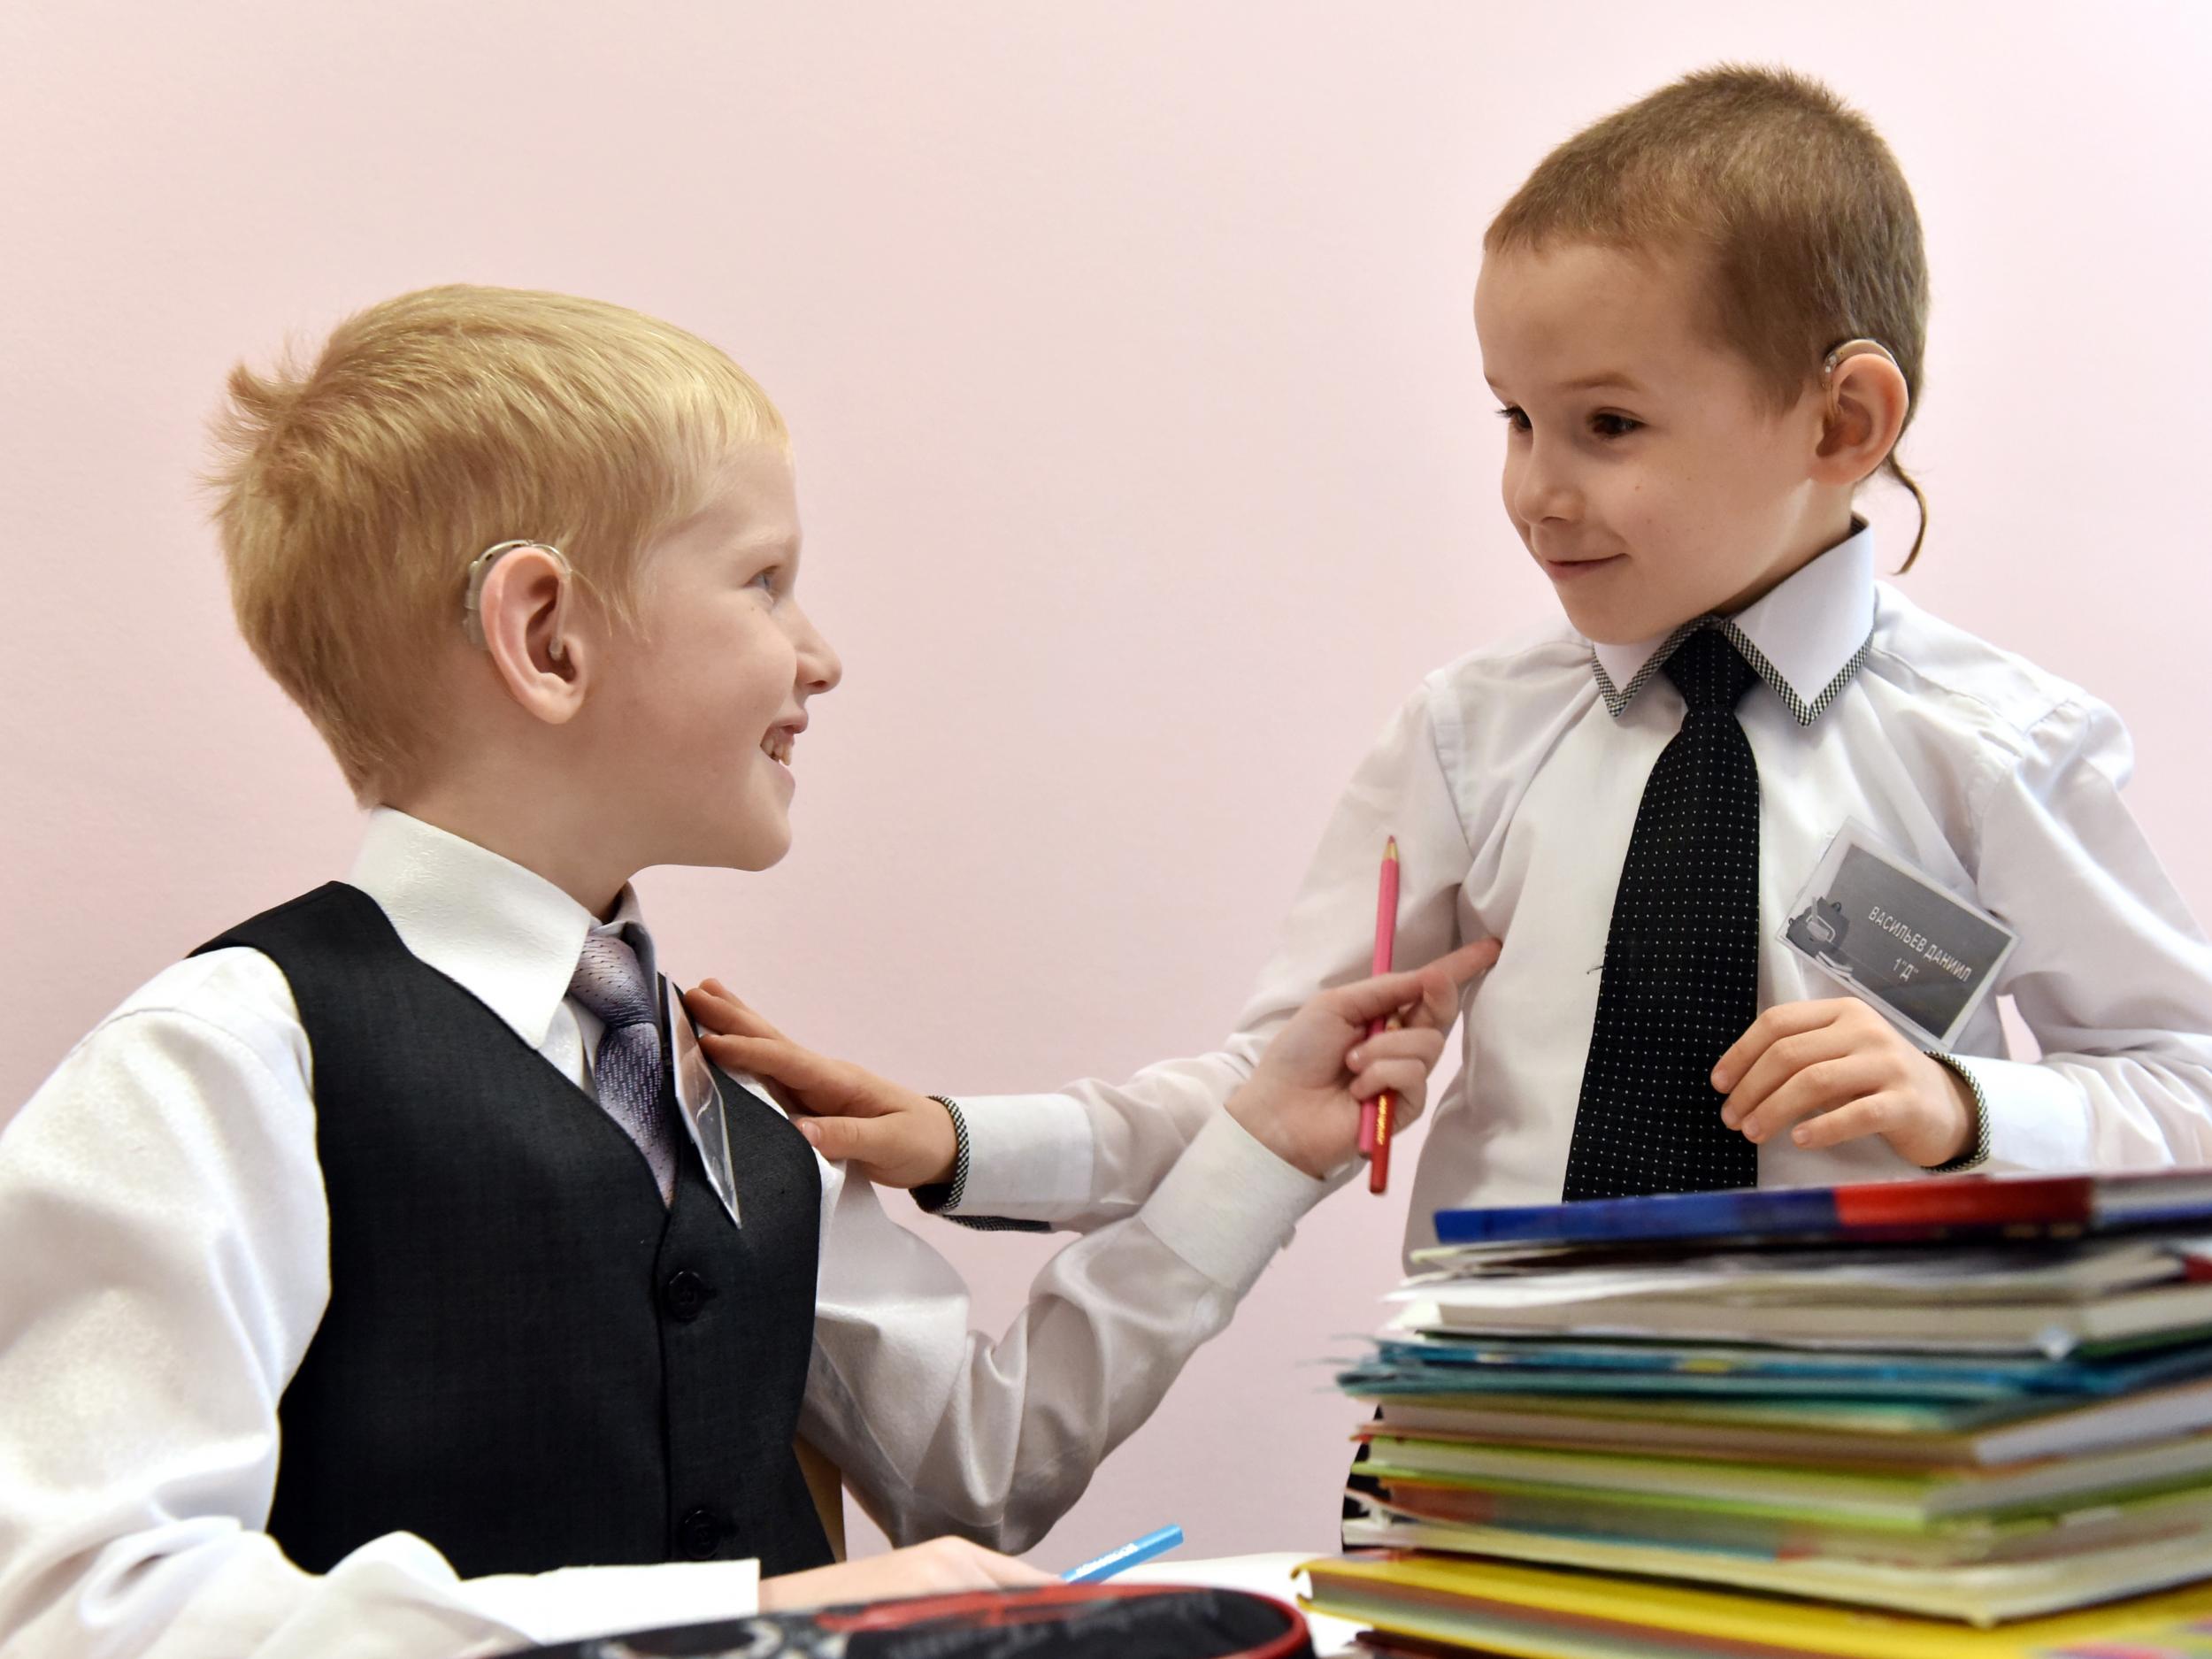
[1432,1186,1847,1247]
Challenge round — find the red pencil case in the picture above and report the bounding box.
[507,1580,1314,1659]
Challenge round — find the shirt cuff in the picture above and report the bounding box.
[463,1558,759,1646]
[938,1091,1094,1218]
[1937,1053,2094,1172]
[1137,1110,1328,1296]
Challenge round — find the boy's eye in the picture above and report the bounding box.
[1590,412,1642,439]
[749,567,781,599]
[1494,405,1532,434]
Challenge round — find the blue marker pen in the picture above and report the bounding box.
[1062,1524,1185,1584]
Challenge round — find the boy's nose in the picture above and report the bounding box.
[1509,452,1578,527]
[791,604,841,695]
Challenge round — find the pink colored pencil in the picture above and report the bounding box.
[1358,838,1400,1190]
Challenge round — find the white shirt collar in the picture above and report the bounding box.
[1588,520,1878,726]
[346,807,652,1050]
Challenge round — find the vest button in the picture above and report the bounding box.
[678,1506,726,1560]
[664,1269,710,1323]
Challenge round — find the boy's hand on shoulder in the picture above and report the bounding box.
[1711,998,1975,1168]
[1227,938,1502,1180]
[759,1536,1051,1612]
[683,979,958,1187]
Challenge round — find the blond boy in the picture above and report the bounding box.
[0,286,1490,1658]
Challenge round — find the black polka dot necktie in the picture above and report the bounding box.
[1562,625,1762,1201]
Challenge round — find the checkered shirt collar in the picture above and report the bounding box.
[1589,521,1878,727]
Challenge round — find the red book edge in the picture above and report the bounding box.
[1830,1172,2096,1230]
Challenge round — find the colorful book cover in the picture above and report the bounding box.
[1432,1170,2212,1250]
[1348,1478,2212,1570]
[1335,1507,2212,1624]
[1298,1551,2212,1658]
[1354,1334,2212,1394]
[1354,1426,2212,1527]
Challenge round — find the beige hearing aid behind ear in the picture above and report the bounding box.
[1822,337,1900,379]
[462,540,572,661]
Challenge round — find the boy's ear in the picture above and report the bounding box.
[476,546,590,724]
[1813,351,1910,487]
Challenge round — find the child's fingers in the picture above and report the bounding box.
[696,1029,825,1089]
[1710,998,1851,1094]
[694,1028,785,1074]
[1331,939,1500,1031]
[700,982,784,1042]
[904,1537,1056,1591]
[1348,1057,1434,1109]
[792,1112,890,1165]
[1347,1026,1444,1071]
[695,1032,910,1121]
[1787,1094,1900,1150]
[968,1549,1056,1589]
[754,1077,811,1122]
[1717,1020,1858,1127]
[687,978,743,1018]
[684,979,787,1041]
[1730,1055,1888,1144]
[1404,940,1501,1031]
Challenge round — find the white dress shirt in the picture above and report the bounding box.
[0,810,1325,1659]
[946,525,2212,1256]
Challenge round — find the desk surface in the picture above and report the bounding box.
[1114,1552,1359,1656]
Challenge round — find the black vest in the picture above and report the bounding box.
[195,882,833,1578]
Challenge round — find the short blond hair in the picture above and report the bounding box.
[1486,65,1932,566]
[208,285,787,800]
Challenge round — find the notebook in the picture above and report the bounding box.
[1351,1375,2212,1467]
[1300,1550,2212,1657]
[1397,1283,2212,1356]
[1431,1169,2212,1251]
[1355,1426,2212,1524]
[1335,1505,2212,1624]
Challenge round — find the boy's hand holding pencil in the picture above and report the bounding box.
[1224,937,1498,1181]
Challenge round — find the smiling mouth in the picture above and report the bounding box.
[761,731,795,766]
[1540,555,1625,580]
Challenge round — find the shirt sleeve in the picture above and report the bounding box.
[948,683,1475,1229]
[1949,695,2212,1171]
[0,954,763,1659]
[800,1107,1325,1552]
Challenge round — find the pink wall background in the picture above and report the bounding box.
[6,2,2210,1573]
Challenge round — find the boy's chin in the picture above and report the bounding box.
[1557,588,1693,648]
[1556,595,1647,646]
[672,814,793,874]
[726,827,794,872]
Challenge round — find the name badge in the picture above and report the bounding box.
[666,986,742,1227]
[1780,823,2016,1048]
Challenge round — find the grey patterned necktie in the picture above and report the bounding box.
[569,929,677,1204]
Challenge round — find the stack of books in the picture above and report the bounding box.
[1301,1169,2212,1657]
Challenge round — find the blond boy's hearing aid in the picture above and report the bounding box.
[462,540,573,662]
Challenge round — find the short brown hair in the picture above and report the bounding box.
[1486,65,1931,566]
[207,286,787,801]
